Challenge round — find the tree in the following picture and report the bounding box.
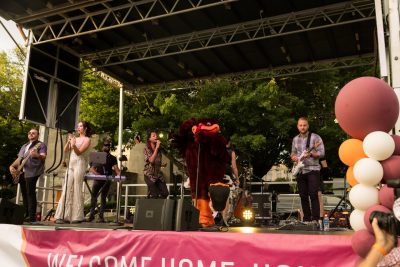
[0,49,33,190]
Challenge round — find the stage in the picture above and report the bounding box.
[0,222,359,267]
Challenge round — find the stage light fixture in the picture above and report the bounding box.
[242,209,253,221]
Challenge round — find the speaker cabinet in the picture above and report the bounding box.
[133,198,200,231]
[133,199,175,230]
[251,193,272,220]
[175,199,200,231]
[0,199,25,225]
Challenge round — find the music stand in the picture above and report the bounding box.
[89,152,107,165]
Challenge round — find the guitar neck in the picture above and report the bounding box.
[18,155,31,172]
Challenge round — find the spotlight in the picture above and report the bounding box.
[242,209,254,221]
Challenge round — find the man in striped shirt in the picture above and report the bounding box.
[291,117,325,222]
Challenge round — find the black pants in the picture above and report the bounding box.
[19,175,39,221]
[90,180,111,216]
[296,170,320,221]
[144,176,169,199]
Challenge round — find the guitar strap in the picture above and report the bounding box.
[306,132,312,151]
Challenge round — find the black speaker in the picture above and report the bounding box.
[175,199,200,231]
[251,193,272,220]
[0,199,25,225]
[133,199,175,230]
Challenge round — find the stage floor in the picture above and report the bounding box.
[22,220,353,235]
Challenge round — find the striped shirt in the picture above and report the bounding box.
[291,132,325,174]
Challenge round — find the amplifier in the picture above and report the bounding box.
[251,192,272,220]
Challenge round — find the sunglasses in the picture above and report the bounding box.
[103,144,111,147]
[28,132,37,135]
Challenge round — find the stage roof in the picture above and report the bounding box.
[0,0,376,91]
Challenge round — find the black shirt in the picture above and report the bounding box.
[91,153,118,176]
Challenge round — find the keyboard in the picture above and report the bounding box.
[84,174,127,181]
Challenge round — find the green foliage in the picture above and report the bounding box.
[0,50,33,187]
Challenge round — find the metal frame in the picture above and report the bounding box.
[82,0,375,67]
[131,54,375,93]
[18,0,237,44]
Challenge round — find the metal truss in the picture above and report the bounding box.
[18,0,237,44]
[83,0,375,67]
[133,53,376,93]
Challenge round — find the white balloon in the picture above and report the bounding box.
[348,184,379,211]
[363,131,395,161]
[350,209,367,231]
[353,158,383,186]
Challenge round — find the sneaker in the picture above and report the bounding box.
[55,219,65,224]
[86,215,95,222]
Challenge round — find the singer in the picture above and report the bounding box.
[143,130,169,199]
[55,121,92,224]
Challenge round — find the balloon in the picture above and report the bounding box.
[353,158,383,186]
[379,185,395,210]
[363,131,395,161]
[350,209,367,231]
[363,205,391,233]
[351,229,375,258]
[381,156,400,182]
[349,184,379,211]
[338,139,367,166]
[392,135,400,155]
[346,166,359,187]
[335,77,399,140]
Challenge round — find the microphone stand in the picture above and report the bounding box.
[61,138,73,222]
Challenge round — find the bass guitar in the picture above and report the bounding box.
[11,142,42,184]
[291,141,321,176]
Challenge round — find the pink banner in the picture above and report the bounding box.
[22,228,358,267]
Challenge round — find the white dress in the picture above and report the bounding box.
[55,138,90,222]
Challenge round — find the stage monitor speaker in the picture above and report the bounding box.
[0,199,25,225]
[251,193,272,220]
[175,199,200,231]
[133,199,175,230]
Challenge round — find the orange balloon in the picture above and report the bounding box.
[346,166,359,187]
[338,139,367,166]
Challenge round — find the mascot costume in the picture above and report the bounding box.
[174,118,230,227]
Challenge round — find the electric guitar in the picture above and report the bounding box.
[291,141,321,176]
[11,142,42,184]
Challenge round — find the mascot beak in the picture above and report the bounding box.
[192,123,220,136]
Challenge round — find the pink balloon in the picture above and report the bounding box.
[381,156,400,182]
[379,185,395,210]
[392,135,400,155]
[335,77,399,140]
[351,229,375,258]
[363,205,392,233]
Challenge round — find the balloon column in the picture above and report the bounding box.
[334,77,399,258]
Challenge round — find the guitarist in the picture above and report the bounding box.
[9,128,47,224]
[291,117,324,223]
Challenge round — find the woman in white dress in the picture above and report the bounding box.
[55,121,92,224]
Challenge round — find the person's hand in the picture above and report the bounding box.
[30,149,39,158]
[291,155,298,162]
[155,140,161,149]
[371,217,396,254]
[70,136,76,146]
[9,166,16,175]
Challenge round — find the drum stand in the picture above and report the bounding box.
[329,177,352,228]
